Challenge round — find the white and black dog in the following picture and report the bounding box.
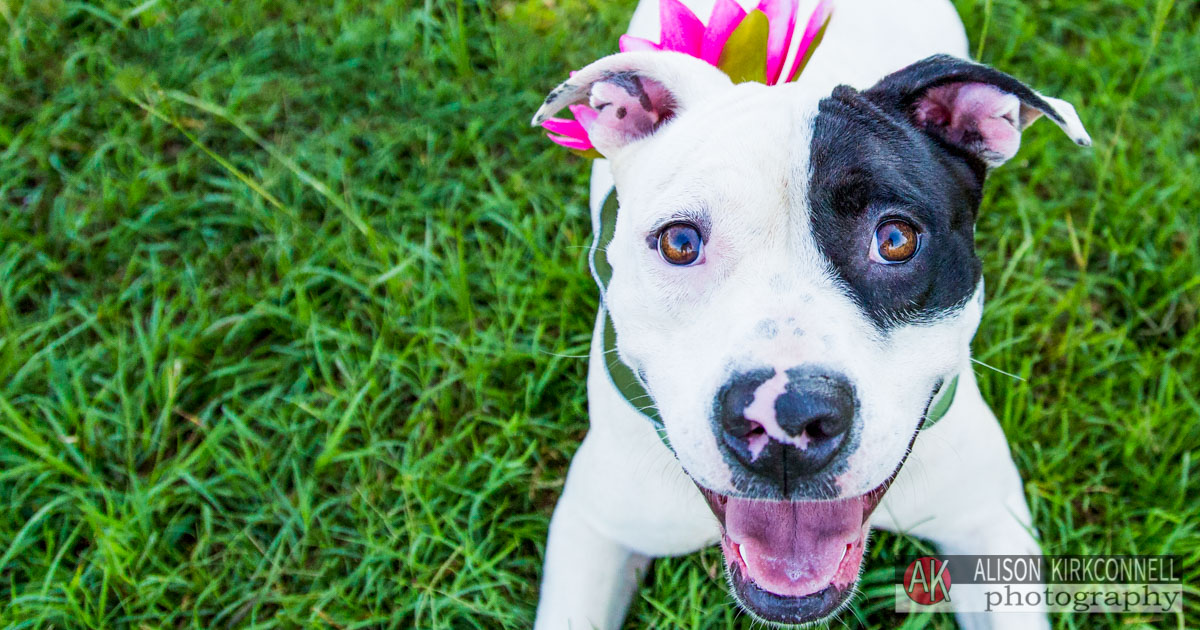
[530,0,1089,627]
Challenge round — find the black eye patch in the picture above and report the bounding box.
[805,86,982,330]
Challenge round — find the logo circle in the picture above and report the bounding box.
[903,556,952,605]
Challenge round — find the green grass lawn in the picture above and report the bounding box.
[1,0,1197,627]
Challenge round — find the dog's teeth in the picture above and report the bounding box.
[738,544,750,566]
[839,544,849,565]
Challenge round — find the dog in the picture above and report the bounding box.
[530,0,1090,627]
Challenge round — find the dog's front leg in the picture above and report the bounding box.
[534,456,651,630]
[874,369,1050,630]
[534,417,718,629]
[534,310,720,629]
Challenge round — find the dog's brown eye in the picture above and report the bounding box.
[658,222,702,266]
[872,220,919,263]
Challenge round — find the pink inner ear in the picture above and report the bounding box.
[913,82,1023,165]
[586,75,675,152]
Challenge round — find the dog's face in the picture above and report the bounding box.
[534,52,1089,624]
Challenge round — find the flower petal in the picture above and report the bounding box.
[757,0,798,84]
[541,117,587,138]
[786,0,833,83]
[567,104,600,129]
[658,0,705,56]
[619,34,661,53]
[546,132,594,152]
[701,0,748,66]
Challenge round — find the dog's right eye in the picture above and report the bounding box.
[658,222,703,266]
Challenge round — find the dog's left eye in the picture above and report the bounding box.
[658,222,703,266]
[870,220,920,264]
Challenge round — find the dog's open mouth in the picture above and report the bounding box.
[698,482,891,624]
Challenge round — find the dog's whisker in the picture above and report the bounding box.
[532,346,624,360]
[537,350,591,359]
[970,357,1028,382]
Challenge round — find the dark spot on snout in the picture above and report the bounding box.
[616,106,627,119]
[755,319,779,339]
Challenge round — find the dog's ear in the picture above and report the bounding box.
[864,55,1091,168]
[532,51,733,158]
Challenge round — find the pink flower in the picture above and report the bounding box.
[541,0,834,154]
[786,0,833,83]
[542,103,600,153]
[618,0,832,86]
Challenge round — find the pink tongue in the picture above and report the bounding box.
[725,496,865,597]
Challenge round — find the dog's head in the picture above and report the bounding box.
[534,52,1088,624]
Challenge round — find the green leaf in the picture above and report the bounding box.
[572,148,604,160]
[718,10,769,84]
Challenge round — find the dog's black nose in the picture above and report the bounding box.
[716,367,856,486]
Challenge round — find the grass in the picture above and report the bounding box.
[0,0,1196,627]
